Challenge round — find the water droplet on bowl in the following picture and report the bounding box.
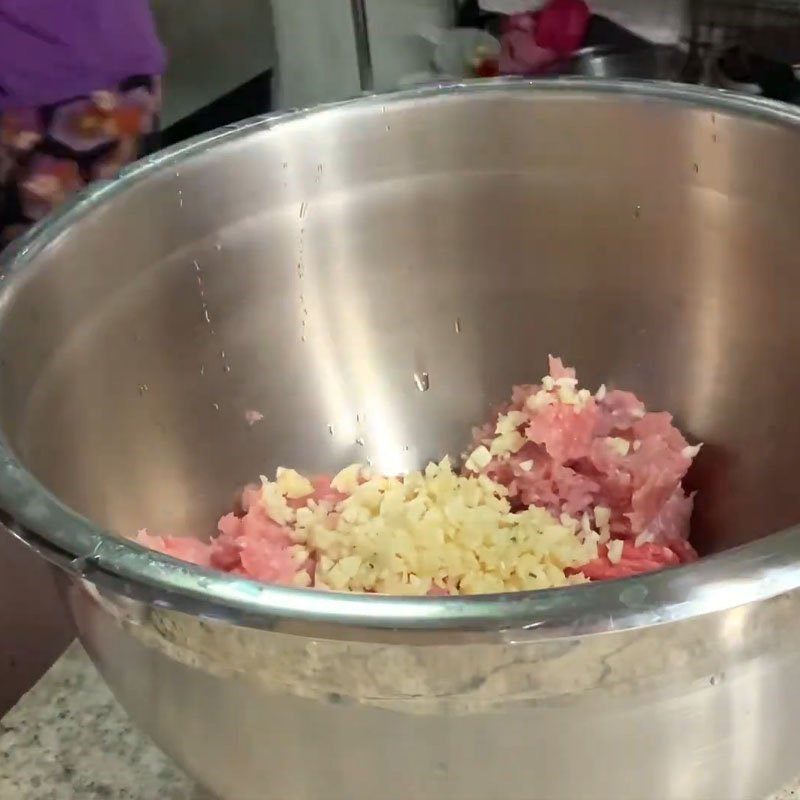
[212,402,220,412]
[355,437,365,447]
[215,242,222,251]
[454,318,462,334]
[413,371,430,392]
[138,384,149,395]
[693,163,699,174]
[634,205,641,219]
[327,424,335,436]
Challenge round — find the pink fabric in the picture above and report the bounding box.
[0,77,160,243]
[534,0,591,56]
[500,13,557,74]
[498,0,589,75]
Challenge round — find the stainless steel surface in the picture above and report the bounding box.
[3,81,800,798]
[563,44,687,80]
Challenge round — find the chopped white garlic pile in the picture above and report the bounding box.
[260,458,598,596]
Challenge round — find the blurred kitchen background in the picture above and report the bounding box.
[3,0,800,715]
[153,0,800,138]
[152,0,685,131]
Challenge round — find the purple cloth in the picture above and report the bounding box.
[0,0,166,108]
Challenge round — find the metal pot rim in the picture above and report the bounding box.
[2,78,800,643]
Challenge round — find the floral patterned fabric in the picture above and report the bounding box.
[0,75,160,245]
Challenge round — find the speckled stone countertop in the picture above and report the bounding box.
[2,642,800,800]
[0,642,202,800]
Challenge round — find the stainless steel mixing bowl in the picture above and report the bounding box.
[2,80,800,800]
[562,45,686,81]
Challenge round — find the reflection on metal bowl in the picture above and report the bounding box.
[3,81,800,800]
[562,44,687,81]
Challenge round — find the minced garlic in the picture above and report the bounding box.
[607,539,624,564]
[331,464,363,494]
[489,431,525,457]
[260,477,294,525]
[606,437,631,457]
[464,445,492,472]
[287,458,597,596]
[594,506,612,543]
[276,467,314,499]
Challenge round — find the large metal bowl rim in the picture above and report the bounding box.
[2,79,800,643]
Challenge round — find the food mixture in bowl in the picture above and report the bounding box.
[137,357,701,595]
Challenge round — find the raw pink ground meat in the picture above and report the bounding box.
[571,541,681,581]
[136,511,297,584]
[136,357,700,591]
[135,532,214,569]
[469,356,699,572]
[137,477,346,587]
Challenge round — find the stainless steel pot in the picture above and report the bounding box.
[2,80,800,800]
[561,45,686,81]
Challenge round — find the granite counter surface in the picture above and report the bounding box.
[0,643,200,799]
[2,642,800,800]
